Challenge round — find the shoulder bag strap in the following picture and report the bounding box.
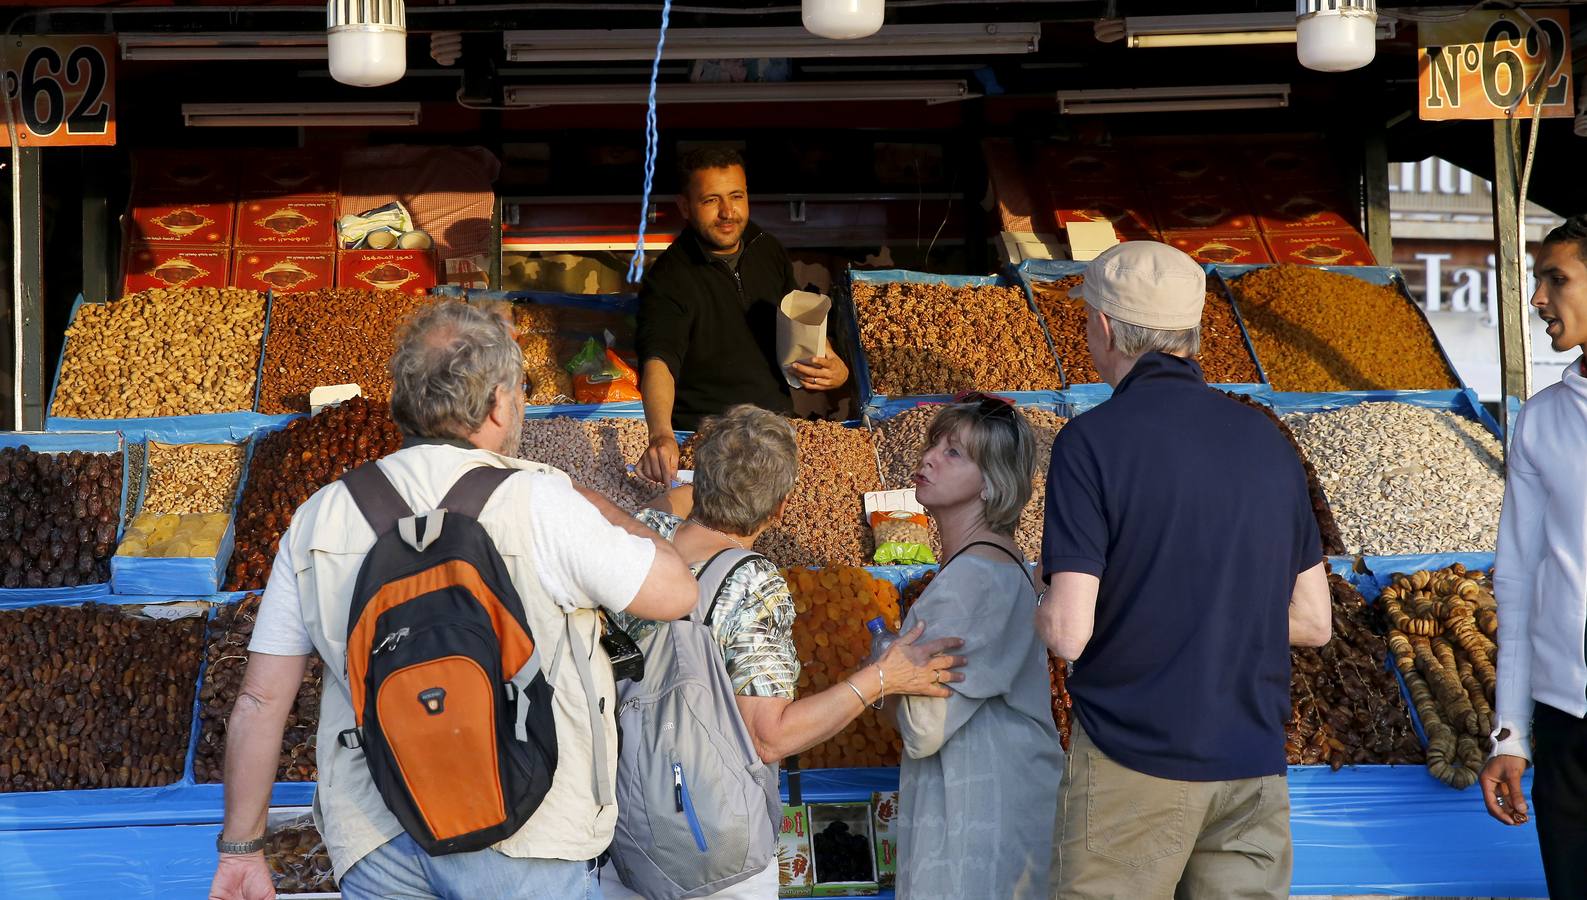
[340,462,414,537]
[439,465,515,520]
[944,540,1036,593]
[694,548,764,627]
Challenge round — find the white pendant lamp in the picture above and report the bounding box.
[803,0,885,40]
[328,0,407,87]
[1296,0,1377,72]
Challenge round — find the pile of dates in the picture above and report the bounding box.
[0,446,122,588]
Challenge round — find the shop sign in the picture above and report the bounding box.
[1,35,116,146]
[1418,9,1573,120]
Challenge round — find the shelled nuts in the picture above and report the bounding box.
[195,594,322,783]
[266,817,336,893]
[517,417,662,513]
[1221,392,1346,556]
[141,442,246,516]
[0,446,122,588]
[755,421,882,568]
[511,305,575,405]
[259,289,431,414]
[226,398,403,590]
[852,281,1060,395]
[1029,277,1096,385]
[0,603,203,792]
[51,288,267,418]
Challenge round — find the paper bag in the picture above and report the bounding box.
[778,290,831,389]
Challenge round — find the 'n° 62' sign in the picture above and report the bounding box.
[1,36,116,146]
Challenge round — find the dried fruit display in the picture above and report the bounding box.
[785,566,904,768]
[506,303,575,405]
[756,421,881,568]
[259,289,431,413]
[1283,403,1503,555]
[0,446,123,589]
[1231,266,1458,391]
[50,288,267,418]
[118,511,229,558]
[0,603,203,791]
[851,281,1060,396]
[1382,564,1498,789]
[196,594,322,783]
[1029,276,1262,385]
[266,818,336,894]
[140,441,245,516]
[517,417,663,513]
[1048,653,1072,752]
[900,570,935,619]
[1287,574,1423,769]
[226,398,403,590]
[1220,392,1345,556]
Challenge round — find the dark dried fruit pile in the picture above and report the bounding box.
[259,289,430,414]
[0,446,123,589]
[1221,391,1346,556]
[195,594,322,783]
[0,603,203,791]
[267,818,336,894]
[1048,653,1072,753]
[1286,574,1423,769]
[227,397,402,590]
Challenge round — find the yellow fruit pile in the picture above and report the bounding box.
[118,512,230,558]
[784,566,905,768]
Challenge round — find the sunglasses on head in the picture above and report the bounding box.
[952,391,1017,423]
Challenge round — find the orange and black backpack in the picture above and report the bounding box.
[336,461,557,856]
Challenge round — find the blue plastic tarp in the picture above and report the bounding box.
[110,435,248,597]
[862,391,1067,424]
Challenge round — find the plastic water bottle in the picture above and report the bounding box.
[865,617,897,663]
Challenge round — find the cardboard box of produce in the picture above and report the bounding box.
[1165,232,1273,265]
[337,249,437,296]
[123,244,230,292]
[1153,190,1259,235]
[132,149,238,198]
[809,802,879,897]
[871,791,899,888]
[235,198,337,249]
[1253,189,1356,233]
[233,250,335,293]
[128,201,235,245]
[238,150,339,199]
[1053,195,1158,241]
[778,804,815,898]
[1264,230,1377,267]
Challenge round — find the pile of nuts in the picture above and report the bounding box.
[259,289,431,413]
[0,446,123,588]
[1232,266,1458,391]
[1221,392,1346,556]
[756,421,881,567]
[266,817,336,894]
[0,603,203,791]
[511,304,575,406]
[1030,277,1097,385]
[785,566,905,768]
[51,288,267,418]
[517,417,663,513]
[196,594,322,783]
[1287,574,1423,769]
[141,441,246,515]
[227,398,403,590]
[1283,403,1503,555]
[851,281,1061,395]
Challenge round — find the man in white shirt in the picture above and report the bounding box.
[208,300,698,900]
[1481,215,1587,898]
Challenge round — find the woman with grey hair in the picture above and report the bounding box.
[891,393,1063,899]
[602,405,965,899]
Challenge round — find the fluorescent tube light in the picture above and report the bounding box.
[1057,84,1291,115]
[121,33,328,61]
[181,102,420,127]
[1123,13,1393,48]
[504,80,970,107]
[504,24,1038,62]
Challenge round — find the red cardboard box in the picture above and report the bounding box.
[233,250,335,293]
[1165,232,1273,265]
[1053,195,1158,240]
[1153,190,1259,235]
[238,150,339,199]
[1253,189,1356,233]
[234,198,337,249]
[337,250,437,296]
[1243,144,1337,186]
[123,244,229,293]
[1138,147,1238,186]
[1037,145,1134,188]
[1264,230,1377,267]
[128,202,234,245]
[132,150,238,198]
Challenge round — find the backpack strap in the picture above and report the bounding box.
[439,466,515,520]
[341,462,414,537]
[694,548,765,626]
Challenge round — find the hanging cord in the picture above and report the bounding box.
[1498,5,1553,402]
[626,0,672,285]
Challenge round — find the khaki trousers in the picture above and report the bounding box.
[1052,722,1292,900]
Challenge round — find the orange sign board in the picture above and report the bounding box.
[1,36,116,146]
[1418,10,1573,120]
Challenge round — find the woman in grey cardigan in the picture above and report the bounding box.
[891,395,1063,899]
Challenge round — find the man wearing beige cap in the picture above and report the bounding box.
[1036,242,1331,899]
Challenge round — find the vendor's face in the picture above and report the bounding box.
[912,427,984,511]
[680,165,749,254]
[1533,239,1587,353]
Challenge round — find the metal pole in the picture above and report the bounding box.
[1490,119,1532,437]
[1363,125,1392,267]
[15,146,43,430]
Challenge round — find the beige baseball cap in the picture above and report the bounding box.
[1069,241,1206,330]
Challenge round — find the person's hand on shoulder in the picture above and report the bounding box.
[790,353,849,392]
[639,432,680,485]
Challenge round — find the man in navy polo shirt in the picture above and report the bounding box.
[1036,241,1331,900]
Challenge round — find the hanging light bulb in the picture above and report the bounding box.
[1296,0,1377,72]
[430,31,464,66]
[328,0,407,87]
[803,0,884,40]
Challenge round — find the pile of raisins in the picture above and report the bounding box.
[0,446,122,589]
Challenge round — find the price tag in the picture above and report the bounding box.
[1,35,116,146]
[1418,9,1573,121]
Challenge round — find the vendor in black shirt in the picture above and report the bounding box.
[636,147,848,483]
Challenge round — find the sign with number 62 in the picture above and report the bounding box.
[1418,9,1573,121]
[1,36,116,146]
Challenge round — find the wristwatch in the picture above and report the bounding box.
[216,834,267,855]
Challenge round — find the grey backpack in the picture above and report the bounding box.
[608,548,782,900]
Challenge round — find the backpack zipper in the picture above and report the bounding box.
[374,627,411,655]
[673,762,710,852]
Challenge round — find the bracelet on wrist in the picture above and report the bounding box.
[216,834,267,855]
[871,665,886,709]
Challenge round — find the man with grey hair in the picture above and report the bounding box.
[1036,242,1331,899]
[209,299,698,900]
